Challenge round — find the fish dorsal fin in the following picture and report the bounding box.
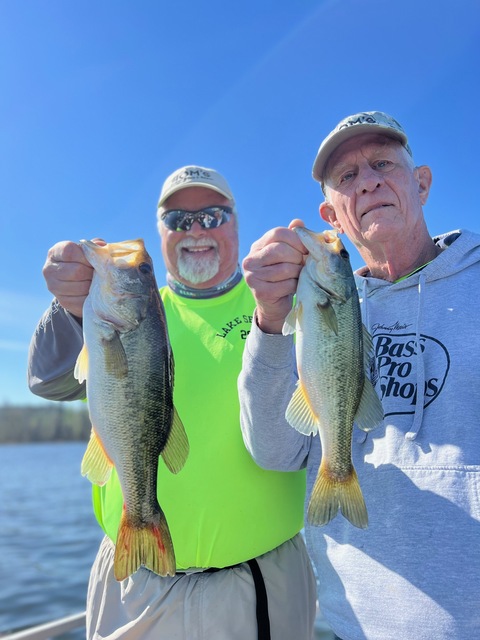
[282,301,303,336]
[285,380,319,436]
[103,332,129,378]
[318,299,338,335]
[74,344,89,384]
[81,428,114,485]
[161,407,190,474]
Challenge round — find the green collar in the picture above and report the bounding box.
[394,260,433,284]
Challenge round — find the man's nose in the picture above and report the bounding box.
[186,220,207,236]
[357,165,383,194]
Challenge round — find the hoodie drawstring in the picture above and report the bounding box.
[356,281,370,444]
[405,273,426,441]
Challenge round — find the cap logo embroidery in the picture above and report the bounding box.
[337,113,404,133]
[338,114,378,130]
[171,169,213,186]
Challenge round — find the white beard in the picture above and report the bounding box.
[176,237,220,284]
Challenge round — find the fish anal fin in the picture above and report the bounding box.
[74,345,89,383]
[81,428,114,485]
[308,462,368,529]
[161,407,190,474]
[285,381,319,436]
[355,377,384,432]
[103,333,129,378]
[114,507,176,581]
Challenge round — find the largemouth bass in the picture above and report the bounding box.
[282,227,383,528]
[74,239,189,580]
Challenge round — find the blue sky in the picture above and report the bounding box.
[2,0,479,406]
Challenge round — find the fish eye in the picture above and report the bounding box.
[340,249,350,260]
[138,262,152,274]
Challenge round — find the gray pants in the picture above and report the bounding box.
[87,533,317,640]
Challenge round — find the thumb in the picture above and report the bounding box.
[288,219,306,230]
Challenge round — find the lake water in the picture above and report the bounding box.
[0,442,334,640]
[0,442,103,638]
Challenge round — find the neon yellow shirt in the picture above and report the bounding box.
[92,278,306,569]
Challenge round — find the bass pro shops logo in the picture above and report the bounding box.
[372,332,450,416]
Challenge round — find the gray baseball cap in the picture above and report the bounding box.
[312,111,412,184]
[158,165,234,207]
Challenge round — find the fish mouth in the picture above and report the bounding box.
[79,239,148,269]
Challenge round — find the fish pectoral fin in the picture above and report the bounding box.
[81,428,114,485]
[317,300,338,335]
[161,407,190,474]
[103,332,129,378]
[355,377,384,432]
[285,381,319,436]
[282,302,302,336]
[74,345,89,383]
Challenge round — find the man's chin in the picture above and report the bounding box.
[177,258,220,285]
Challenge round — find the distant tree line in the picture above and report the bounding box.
[0,403,91,443]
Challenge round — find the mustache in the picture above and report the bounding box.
[176,237,218,254]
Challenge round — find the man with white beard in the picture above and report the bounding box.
[27,165,317,640]
[156,166,241,292]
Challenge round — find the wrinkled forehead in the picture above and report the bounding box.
[325,133,403,176]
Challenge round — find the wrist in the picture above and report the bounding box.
[254,309,286,335]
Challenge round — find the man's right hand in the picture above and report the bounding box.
[242,220,308,334]
[42,239,104,318]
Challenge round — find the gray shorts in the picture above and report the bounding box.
[86,533,317,640]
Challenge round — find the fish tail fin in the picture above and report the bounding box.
[308,463,368,529]
[114,508,176,581]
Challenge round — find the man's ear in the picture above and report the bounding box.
[320,201,343,233]
[414,165,432,206]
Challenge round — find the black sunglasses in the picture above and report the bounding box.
[160,206,233,232]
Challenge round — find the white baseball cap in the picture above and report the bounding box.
[157,165,234,207]
[312,111,412,184]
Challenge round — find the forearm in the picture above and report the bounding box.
[238,314,310,471]
[27,299,86,401]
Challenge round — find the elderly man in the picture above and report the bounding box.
[238,113,480,639]
[28,166,316,640]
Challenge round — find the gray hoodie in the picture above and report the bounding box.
[238,229,480,639]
